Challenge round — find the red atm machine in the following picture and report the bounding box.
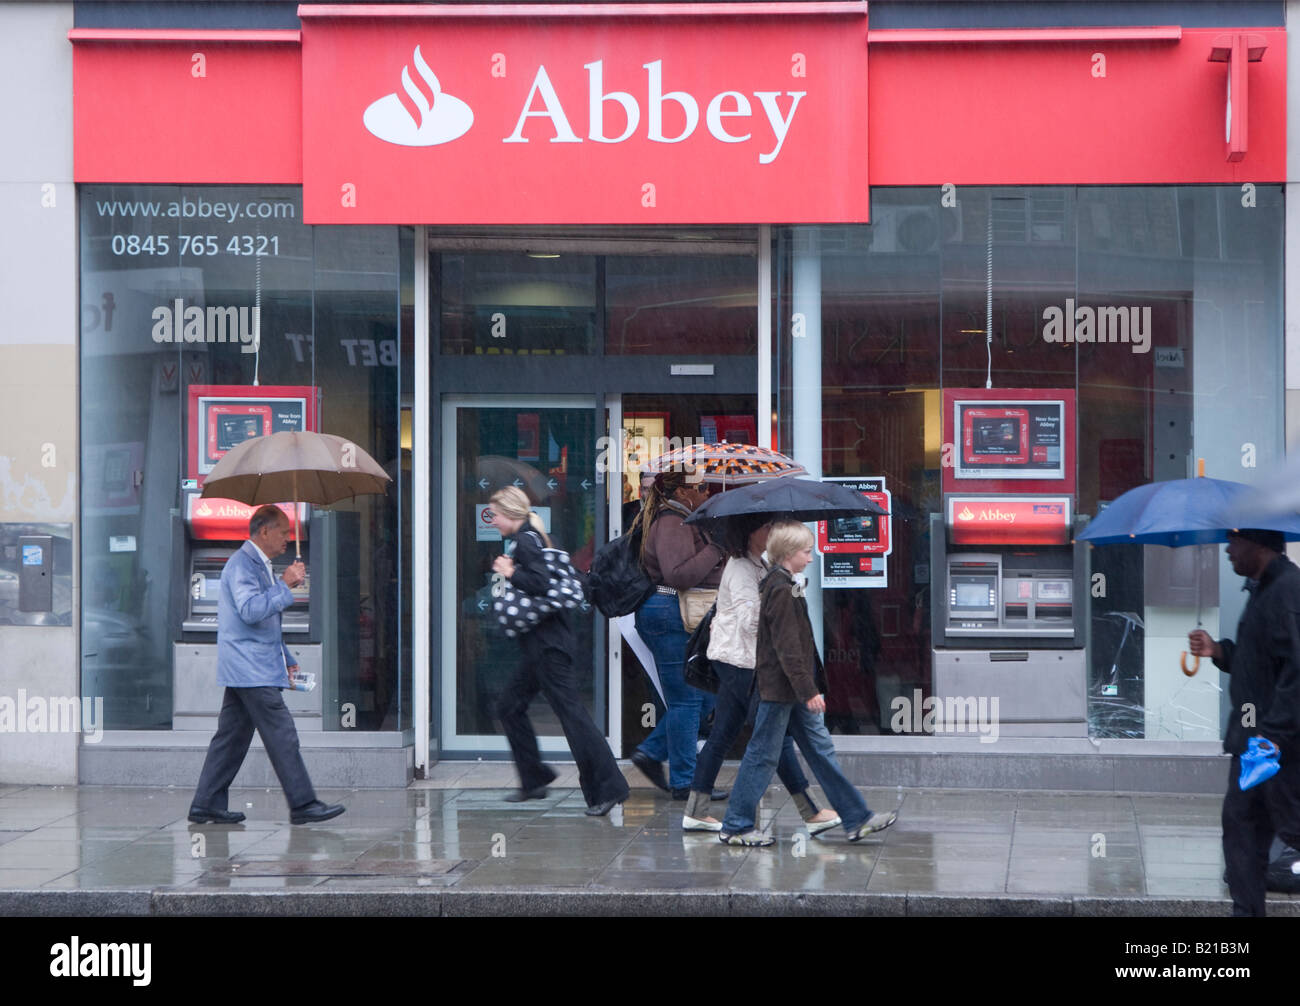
[930,389,1089,737]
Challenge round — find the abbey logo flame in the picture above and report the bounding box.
[363,46,474,147]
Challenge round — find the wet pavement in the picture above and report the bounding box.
[1,761,1297,916]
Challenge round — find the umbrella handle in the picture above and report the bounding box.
[1180,651,1200,677]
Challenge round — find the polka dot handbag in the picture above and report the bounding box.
[492,547,585,637]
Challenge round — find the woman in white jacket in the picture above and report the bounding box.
[681,517,842,833]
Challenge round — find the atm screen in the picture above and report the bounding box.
[190,571,222,609]
[1037,579,1071,600]
[954,582,990,608]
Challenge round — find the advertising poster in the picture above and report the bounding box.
[941,388,1076,495]
[187,384,317,480]
[955,400,1065,480]
[818,477,891,589]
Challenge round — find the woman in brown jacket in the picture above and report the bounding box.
[628,467,729,799]
[718,520,898,845]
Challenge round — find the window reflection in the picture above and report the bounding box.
[777,185,1284,742]
[79,186,407,730]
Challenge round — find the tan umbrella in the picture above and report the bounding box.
[200,431,392,558]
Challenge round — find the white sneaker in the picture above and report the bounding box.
[848,810,897,842]
[682,813,723,832]
[805,813,841,836]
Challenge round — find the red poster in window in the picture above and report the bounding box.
[700,414,757,445]
[186,384,318,482]
[517,413,540,461]
[942,388,1075,495]
[299,4,869,225]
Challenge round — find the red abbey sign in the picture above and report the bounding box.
[299,4,869,224]
[947,496,1073,546]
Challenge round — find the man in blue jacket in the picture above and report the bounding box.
[189,505,345,825]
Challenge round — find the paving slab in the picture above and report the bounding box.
[2,768,1298,916]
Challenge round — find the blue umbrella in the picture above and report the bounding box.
[1078,476,1300,546]
[1079,475,1300,673]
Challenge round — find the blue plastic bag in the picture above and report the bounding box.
[1239,737,1281,791]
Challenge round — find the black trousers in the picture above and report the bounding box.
[192,686,317,812]
[497,636,629,807]
[1222,753,1300,916]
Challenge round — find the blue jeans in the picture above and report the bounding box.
[635,592,714,790]
[692,661,812,800]
[721,700,870,836]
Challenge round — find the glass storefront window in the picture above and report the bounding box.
[80,185,409,731]
[776,185,1284,743]
[435,238,757,358]
[605,255,757,356]
[438,252,597,356]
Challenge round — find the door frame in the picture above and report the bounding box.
[440,393,605,754]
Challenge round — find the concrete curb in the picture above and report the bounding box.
[5,886,1299,917]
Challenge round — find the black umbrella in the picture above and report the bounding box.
[684,477,888,548]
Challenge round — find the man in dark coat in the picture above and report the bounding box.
[1189,528,1300,916]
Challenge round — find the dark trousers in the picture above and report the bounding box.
[192,686,317,812]
[1222,753,1300,916]
[497,640,630,807]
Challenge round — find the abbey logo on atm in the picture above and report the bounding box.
[362,45,806,165]
[957,505,1017,523]
[957,501,1064,523]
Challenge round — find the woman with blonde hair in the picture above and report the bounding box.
[488,486,629,816]
[719,520,898,845]
[681,514,840,834]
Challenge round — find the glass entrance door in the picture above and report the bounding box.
[614,392,757,755]
[441,395,602,751]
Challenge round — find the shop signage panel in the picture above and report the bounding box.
[869,27,1286,185]
[299,5,869,224]
[186,495,305,542]
[947,495,1072,546]
[818,477,891,588]
[71,37,303,184]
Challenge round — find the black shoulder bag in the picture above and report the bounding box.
[683,602,720,694]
